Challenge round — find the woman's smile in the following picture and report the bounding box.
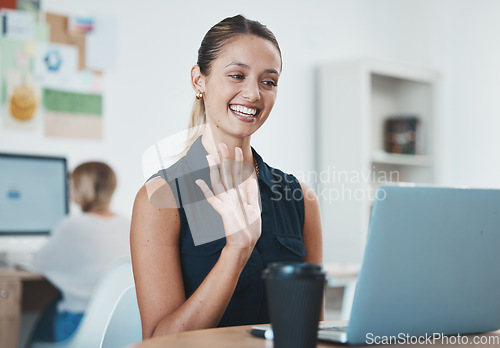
[229,104,260,123]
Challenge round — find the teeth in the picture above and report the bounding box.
[230,105,257,116]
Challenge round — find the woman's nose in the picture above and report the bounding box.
[242,80,261,102]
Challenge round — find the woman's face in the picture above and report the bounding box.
[200,35,282,139]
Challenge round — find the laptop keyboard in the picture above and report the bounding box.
[320,326,348,332]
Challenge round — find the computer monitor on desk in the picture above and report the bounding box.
[0,153,68,266]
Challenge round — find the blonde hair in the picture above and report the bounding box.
[183,98,206,156]
[183,15,282,154]
[71,162,117,212]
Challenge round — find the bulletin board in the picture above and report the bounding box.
[0,2,115,139]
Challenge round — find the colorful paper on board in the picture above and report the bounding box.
[43,88,102,139]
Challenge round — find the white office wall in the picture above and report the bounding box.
[428,0,500,188]
[1,1,498,231]
[2,0,431,218]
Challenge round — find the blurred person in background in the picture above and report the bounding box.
[31,161,130,342]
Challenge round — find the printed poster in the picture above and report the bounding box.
[43,88,102,139]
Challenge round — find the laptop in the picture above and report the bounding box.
[254,184,500,345]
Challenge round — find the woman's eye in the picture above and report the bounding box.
[229,74,244,80]
[262,80,277,87]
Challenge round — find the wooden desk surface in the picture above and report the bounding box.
[0,266,45,280]
[132,324,500,348]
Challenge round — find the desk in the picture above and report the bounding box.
[131,325,500,348]
[0,267,58,348]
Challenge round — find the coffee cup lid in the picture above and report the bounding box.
[263,262,325,278]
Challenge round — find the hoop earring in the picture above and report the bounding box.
[196,91,204,100]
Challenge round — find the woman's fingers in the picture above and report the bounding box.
[202,144,259,214]
[206,154,225,195]
[233,147,244,201]
[246,177,260,210]
[195,179,218,206]
[218,143,233,190]
[233,147,243,187]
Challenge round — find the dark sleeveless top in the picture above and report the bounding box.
[151,136,306,326]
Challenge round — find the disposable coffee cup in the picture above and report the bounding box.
[263,262,326,348]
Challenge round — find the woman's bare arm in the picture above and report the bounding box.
[131,146,261,338]
[300,181,324,319]
[300,181,323,264]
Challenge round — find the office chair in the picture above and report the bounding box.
[100,285,142,348]
[30,256,134,348]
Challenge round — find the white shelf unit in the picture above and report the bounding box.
[317,59,439,264]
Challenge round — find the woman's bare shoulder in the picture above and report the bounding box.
[132,177,181,242]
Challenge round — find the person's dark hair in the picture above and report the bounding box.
[184,15,281,153]
[197,14,281,76]
[71,162,117,212]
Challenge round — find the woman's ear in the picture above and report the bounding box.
[191,65,205,93]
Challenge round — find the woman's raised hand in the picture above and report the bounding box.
[195,143,261,252]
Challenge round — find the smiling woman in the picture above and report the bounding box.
[130,15,323,340]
